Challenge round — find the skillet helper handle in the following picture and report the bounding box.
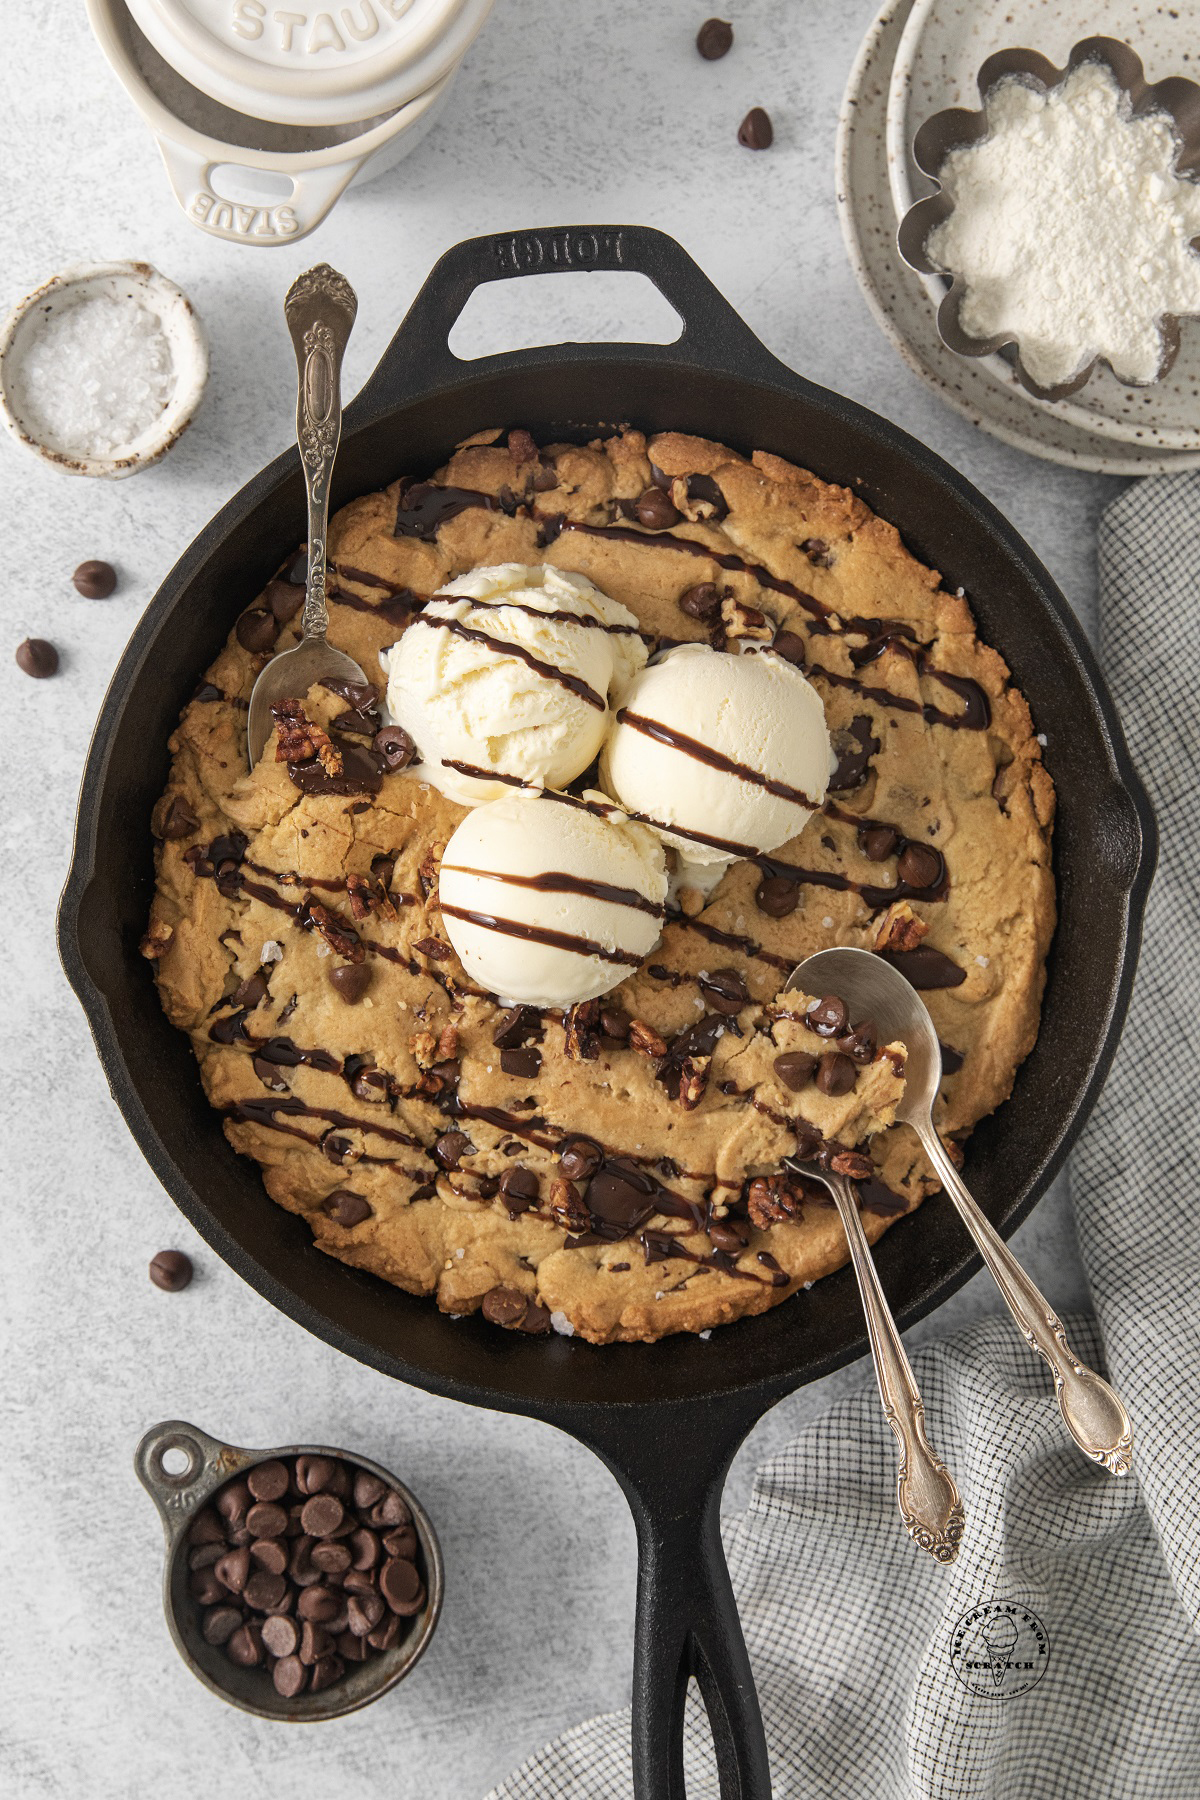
[917,1123,1134,1474]
[629,1479,771,1800]
[350,224,785,408]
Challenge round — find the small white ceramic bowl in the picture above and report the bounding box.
[0,261,208,479]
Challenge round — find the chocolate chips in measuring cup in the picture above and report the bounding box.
[186,1453,426,1699]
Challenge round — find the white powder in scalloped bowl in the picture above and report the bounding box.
[10,294,176,456]
[928,61,1200,388]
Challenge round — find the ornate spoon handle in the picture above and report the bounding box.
[283,265,358,644]
[917,1124,1133,1475]
[820,1168,965,1561]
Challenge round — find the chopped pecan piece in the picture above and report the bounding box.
[409,1029,437,1067]
[628,1019,668,1058]
[507,427,538,465]
[413,937,451,961]
[677,1056,710,1111]
[720,595,772,642]
[304,902,364,963]
[140,920,174,960]
[830,1150,874,1181]
[417,842,444,901]
[271,699,343,776]
[346,871,397,923]
[564,1000,601,1061]
[549,1178,589,1233]
[873,900,929,954]
[746,1174,803,1230]
[435,1024,459,1061]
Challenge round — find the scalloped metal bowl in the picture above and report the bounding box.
[897,35,1200,404]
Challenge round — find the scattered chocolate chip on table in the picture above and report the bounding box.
[696,18,733,60]
[738,106,773,150]
[73,559,117,598]
[149,1249,193,1291]
[16,638,58,678]
[186,1454,426,1698]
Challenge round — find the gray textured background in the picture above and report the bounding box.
[2,2,1111,1793]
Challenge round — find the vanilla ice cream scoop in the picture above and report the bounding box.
[381,564,647,805]
[438,789,668,1007]
[600,643,831,864]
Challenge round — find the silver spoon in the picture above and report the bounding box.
[247,264,366,769]
[789,946,1134,1476]
[786,1151,966,1562]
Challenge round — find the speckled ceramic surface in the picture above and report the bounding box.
[886,0,1200,451]
[837,0,1200,473]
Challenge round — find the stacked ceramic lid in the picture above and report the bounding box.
[837,0,1200,474]
[87,0,492,243]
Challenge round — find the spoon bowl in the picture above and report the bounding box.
[786,945,944,1124]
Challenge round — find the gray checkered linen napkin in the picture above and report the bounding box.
[487,473,1200,1800]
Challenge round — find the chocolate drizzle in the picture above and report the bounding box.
[393,482,498,540]
[441,862,665,917]
[615,708,822,812]
[438,902,643,966]
[408,614,605,709]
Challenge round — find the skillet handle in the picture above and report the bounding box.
[347,224,787,414]
[580,1398,774,1800]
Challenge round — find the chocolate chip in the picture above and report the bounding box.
[244,1570,288,1612]
[699,968,748,1015]
[368,1489,411,1529]
[300,1494,344,1539]
[838,1019,878,1064]
[353,1471,386,1510]
[433,1131,470,1170]
[235,608,278,653]
[214,1546,251,1594]
[226,1622,265,1667]
[347,1591,386,1636]
[245,1462,288,1506]
[738,106,773,149]
[816,1051,857,1096]
[261,1614,299,1657]
[149,1249,193,1292]
[559,1137,602,1181]
[273,1654,308,1696]
[337,1628,369,1663]
[261,577,304,624]
[72,559,117,598]
[246,1502,288,1541]
[373,725,416,771]
[367,1611,404,1651]
[329,962,372,1004]
[293,1455,337,1495]
[482,1286,529,1326]
[859,825,899,862]
[322,1189,372,1227]
[202,1605,243,1646]
[678,581,721,619]
[152,794,201,841]
[771,630,806,667]
[708,1218,750,1256]
[756,874,799,917]
[311,1540,352,1576]
[310,1654,345,1691]
[492,1005,537,1048]
[251,1538,288,1575]
[635,487,680,530]
[500,1047,541,1078]
[188,1507,225,1547]
[348,1527,381,1572]
[380,1556,423,1614]
[189,1566,228,1606]
[696,16,733,58]
[16,638,58,678]
[297,1585,341,1623]
[897,842,943,889]
[498,1166,539,1213]
[382,1523,417,1561]
[518,1301,552,1335]
[807,994,848,1037]
[773,1051,818,1091]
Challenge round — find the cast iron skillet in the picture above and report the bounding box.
[59,227,1155,1798]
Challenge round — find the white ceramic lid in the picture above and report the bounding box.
[123,0,492,126]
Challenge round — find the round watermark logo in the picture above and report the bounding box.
[948,1601,1050,1699]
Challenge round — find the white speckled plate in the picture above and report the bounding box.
[886,0,1200,451]
[836,0,1200,473]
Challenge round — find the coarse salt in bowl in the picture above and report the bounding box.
[0,262,208,478]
